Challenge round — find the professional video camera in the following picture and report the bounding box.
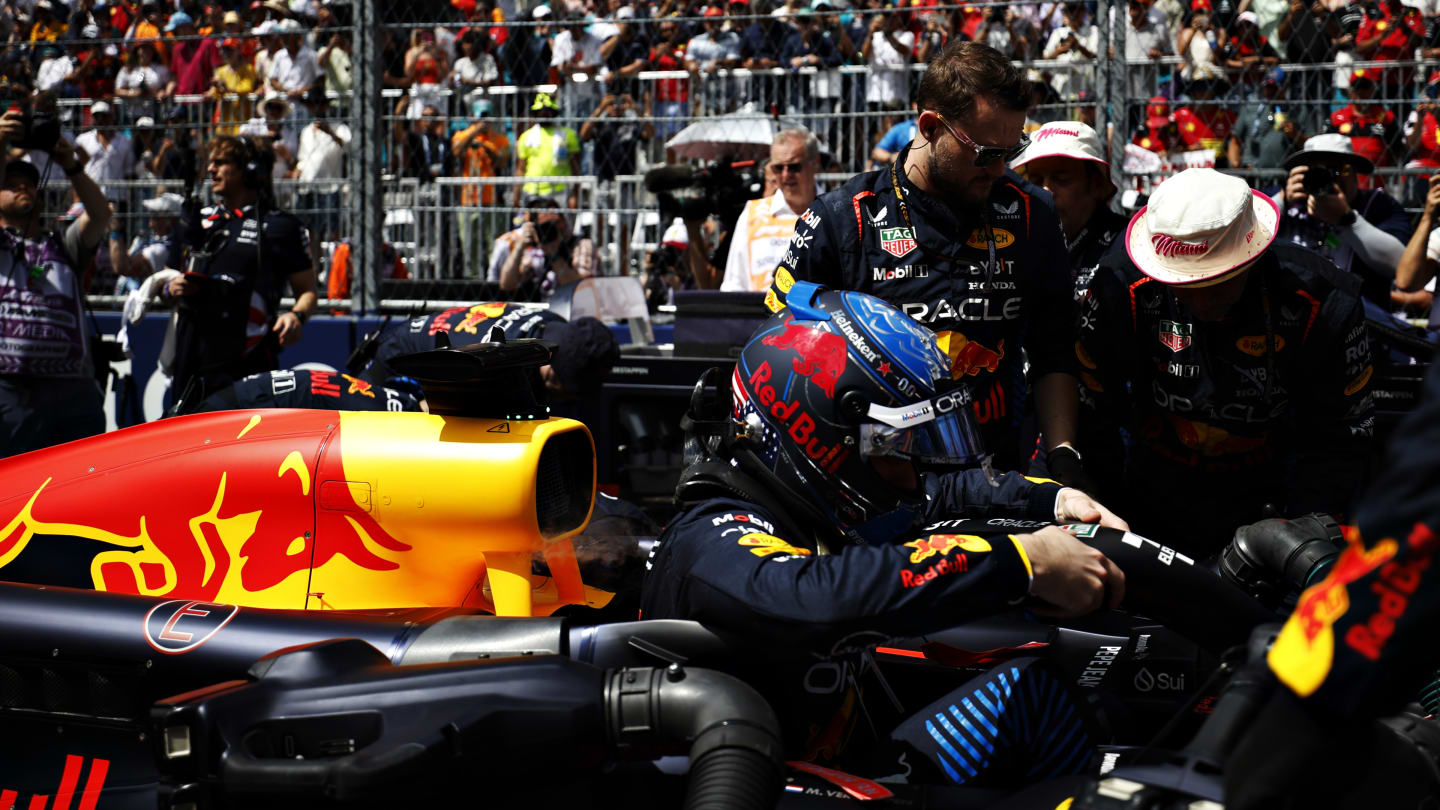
[643,157,765,224]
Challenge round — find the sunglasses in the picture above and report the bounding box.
[771,161,808,175]
[931,112,1029,167]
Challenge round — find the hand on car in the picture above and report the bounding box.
[1055,487,1129,531]
[1017,525,1126,618]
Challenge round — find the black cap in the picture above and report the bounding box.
[544,317,620,396]
[4,159,40,186]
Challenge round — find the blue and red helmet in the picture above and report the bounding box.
[732,282,987,544]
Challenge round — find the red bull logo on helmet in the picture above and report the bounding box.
[761,322,848,398]
[745,360,852,474]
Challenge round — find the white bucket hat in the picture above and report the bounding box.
[1010,120,1116,196]
[1125,168,1279,287]
[1282,132,1375,174]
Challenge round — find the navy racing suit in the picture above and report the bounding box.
[1077,241,1374,555]
[765,148,1078,470]
[640,464,1092,783]
[641,467,1062,646]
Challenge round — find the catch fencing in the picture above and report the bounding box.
[14,0,1434,308]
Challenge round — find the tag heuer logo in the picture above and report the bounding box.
[1159,319,1192,352]
[879,227,917,258]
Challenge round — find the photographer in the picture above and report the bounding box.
[488,197,595,297]
[163,135,316,407]
[1270,133,1411,310]
[0,110,111,457]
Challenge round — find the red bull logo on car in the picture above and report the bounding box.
[936,331,1004,378]
[762,323,848,397]
[0,410,411,607]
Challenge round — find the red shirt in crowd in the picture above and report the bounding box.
[1134,124,1178,155]
[171,36,223,95]
[1404,109,1440,170]
[1330,104,1397,188]
[1356,4,1426,84]
[1173,105,1236,159]
[649,41,688,103]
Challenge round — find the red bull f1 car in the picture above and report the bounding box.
[0,340,1436,809]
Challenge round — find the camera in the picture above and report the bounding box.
[528,212,559,244]
[1302,165,1337,197]
[643,158,765,224]
[0,88,60,153]
[0,101,60,153]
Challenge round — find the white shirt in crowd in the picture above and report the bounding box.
[1042,22,1100,97]
[296,120,351,191]
[115,63,172,96]
[866,29,915,106]
[74,128,135,201]
[269,46,320,93]
[721,189,804,292]
[36,55,73,91]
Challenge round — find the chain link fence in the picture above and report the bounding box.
[0,0,1433,309]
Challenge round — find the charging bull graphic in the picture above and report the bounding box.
[762,323,849,397]
[936,331,1005,378]
[0,410,410,608]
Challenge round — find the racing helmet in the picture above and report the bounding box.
[732,282,987,545]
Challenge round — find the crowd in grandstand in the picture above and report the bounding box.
[0,0,1432,291]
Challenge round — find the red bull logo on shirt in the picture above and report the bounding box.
[455,302,510,335]
[1268,530,1398,697]
[936,331,1005,378]
[904,533,991,564]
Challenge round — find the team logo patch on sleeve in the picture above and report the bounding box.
[879,227,917,258]
[904,534,991,564]
[775,266,795,293]
[737,533,813,558]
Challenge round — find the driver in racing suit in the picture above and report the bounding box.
[642,283,1128,785]
[765,41,1080,477]
[1077,169,1373,557]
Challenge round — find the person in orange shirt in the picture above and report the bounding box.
[451,113,511,278]
[326,239,408,311]
[127,3,168,61]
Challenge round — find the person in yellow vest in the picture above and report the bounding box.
[718,127,819,291]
